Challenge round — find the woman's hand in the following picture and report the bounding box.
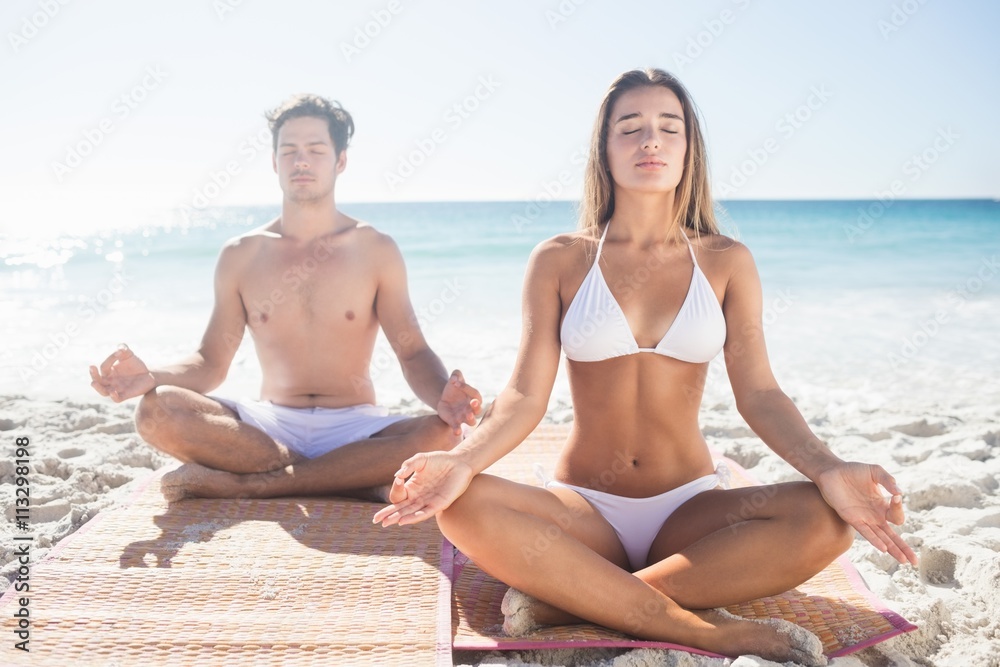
[816,461,918,565]
[373,450,475,527]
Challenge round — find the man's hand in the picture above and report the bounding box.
[816,461,918,566]
[89,344,156,402]
[373,450,475,527]
[436,370,482,435]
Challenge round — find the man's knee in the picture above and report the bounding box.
[134,386,189,445]
[414,416,462,452]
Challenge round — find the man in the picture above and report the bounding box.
[89,94,481,501]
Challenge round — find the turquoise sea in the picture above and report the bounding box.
[2,200,998,412]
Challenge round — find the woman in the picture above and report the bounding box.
[374,68,916,662]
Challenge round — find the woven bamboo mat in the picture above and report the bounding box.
[0,473,451,667]
[449,424,917,658]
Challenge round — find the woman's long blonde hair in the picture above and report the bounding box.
[579,68,718,241]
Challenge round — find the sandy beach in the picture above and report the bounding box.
[4,384,997,666]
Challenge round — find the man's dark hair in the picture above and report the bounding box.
[265,94,355,154]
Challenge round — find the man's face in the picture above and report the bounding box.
[272,116,346,202]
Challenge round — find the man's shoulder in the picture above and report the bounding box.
[212,222,280,276]
[352,219,395,244]
[349,220,404,259]
[221,220,279,252]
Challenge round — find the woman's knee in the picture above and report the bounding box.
[437,475,500,539]
[797,483,855,558]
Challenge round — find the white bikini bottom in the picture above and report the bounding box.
[546,465,728,571]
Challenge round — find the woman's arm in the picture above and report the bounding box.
[721,242,917,565]
[721,243,840,478]
[374,237,568,526]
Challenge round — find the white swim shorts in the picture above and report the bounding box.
[213,397,410,459]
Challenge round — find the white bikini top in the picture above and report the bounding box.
[560,222,727,363]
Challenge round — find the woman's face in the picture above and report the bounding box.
[605,86,687,195]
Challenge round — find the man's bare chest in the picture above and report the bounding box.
[239,250,377,329]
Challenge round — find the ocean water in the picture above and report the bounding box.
[2,200,998,414]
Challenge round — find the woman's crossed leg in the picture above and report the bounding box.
[437,474,845,663]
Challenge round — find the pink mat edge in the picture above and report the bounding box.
[438,537,457,666]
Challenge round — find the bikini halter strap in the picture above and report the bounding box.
[597,221,699,264]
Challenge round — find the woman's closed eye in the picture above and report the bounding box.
[622,128,679,135]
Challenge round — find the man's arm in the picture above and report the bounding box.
[90,238,249,401]
[373,235,452,408]
[150,239,249,391]
[374,237,565,526]
[372,234,481,431]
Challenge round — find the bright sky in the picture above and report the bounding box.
[2,0,998,236]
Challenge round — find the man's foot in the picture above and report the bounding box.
[160,464,392,504]
[160,463,248,502]
[338,485,392,504]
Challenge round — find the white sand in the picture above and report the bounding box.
[2,390,998,666]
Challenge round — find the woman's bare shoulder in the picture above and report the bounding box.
[524,230,597,284]
[689,232,755,270]
[531,230,596,260]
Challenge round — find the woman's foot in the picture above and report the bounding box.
[698,608,827,666]
[501,588,540,635]
[499,587,825,665]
